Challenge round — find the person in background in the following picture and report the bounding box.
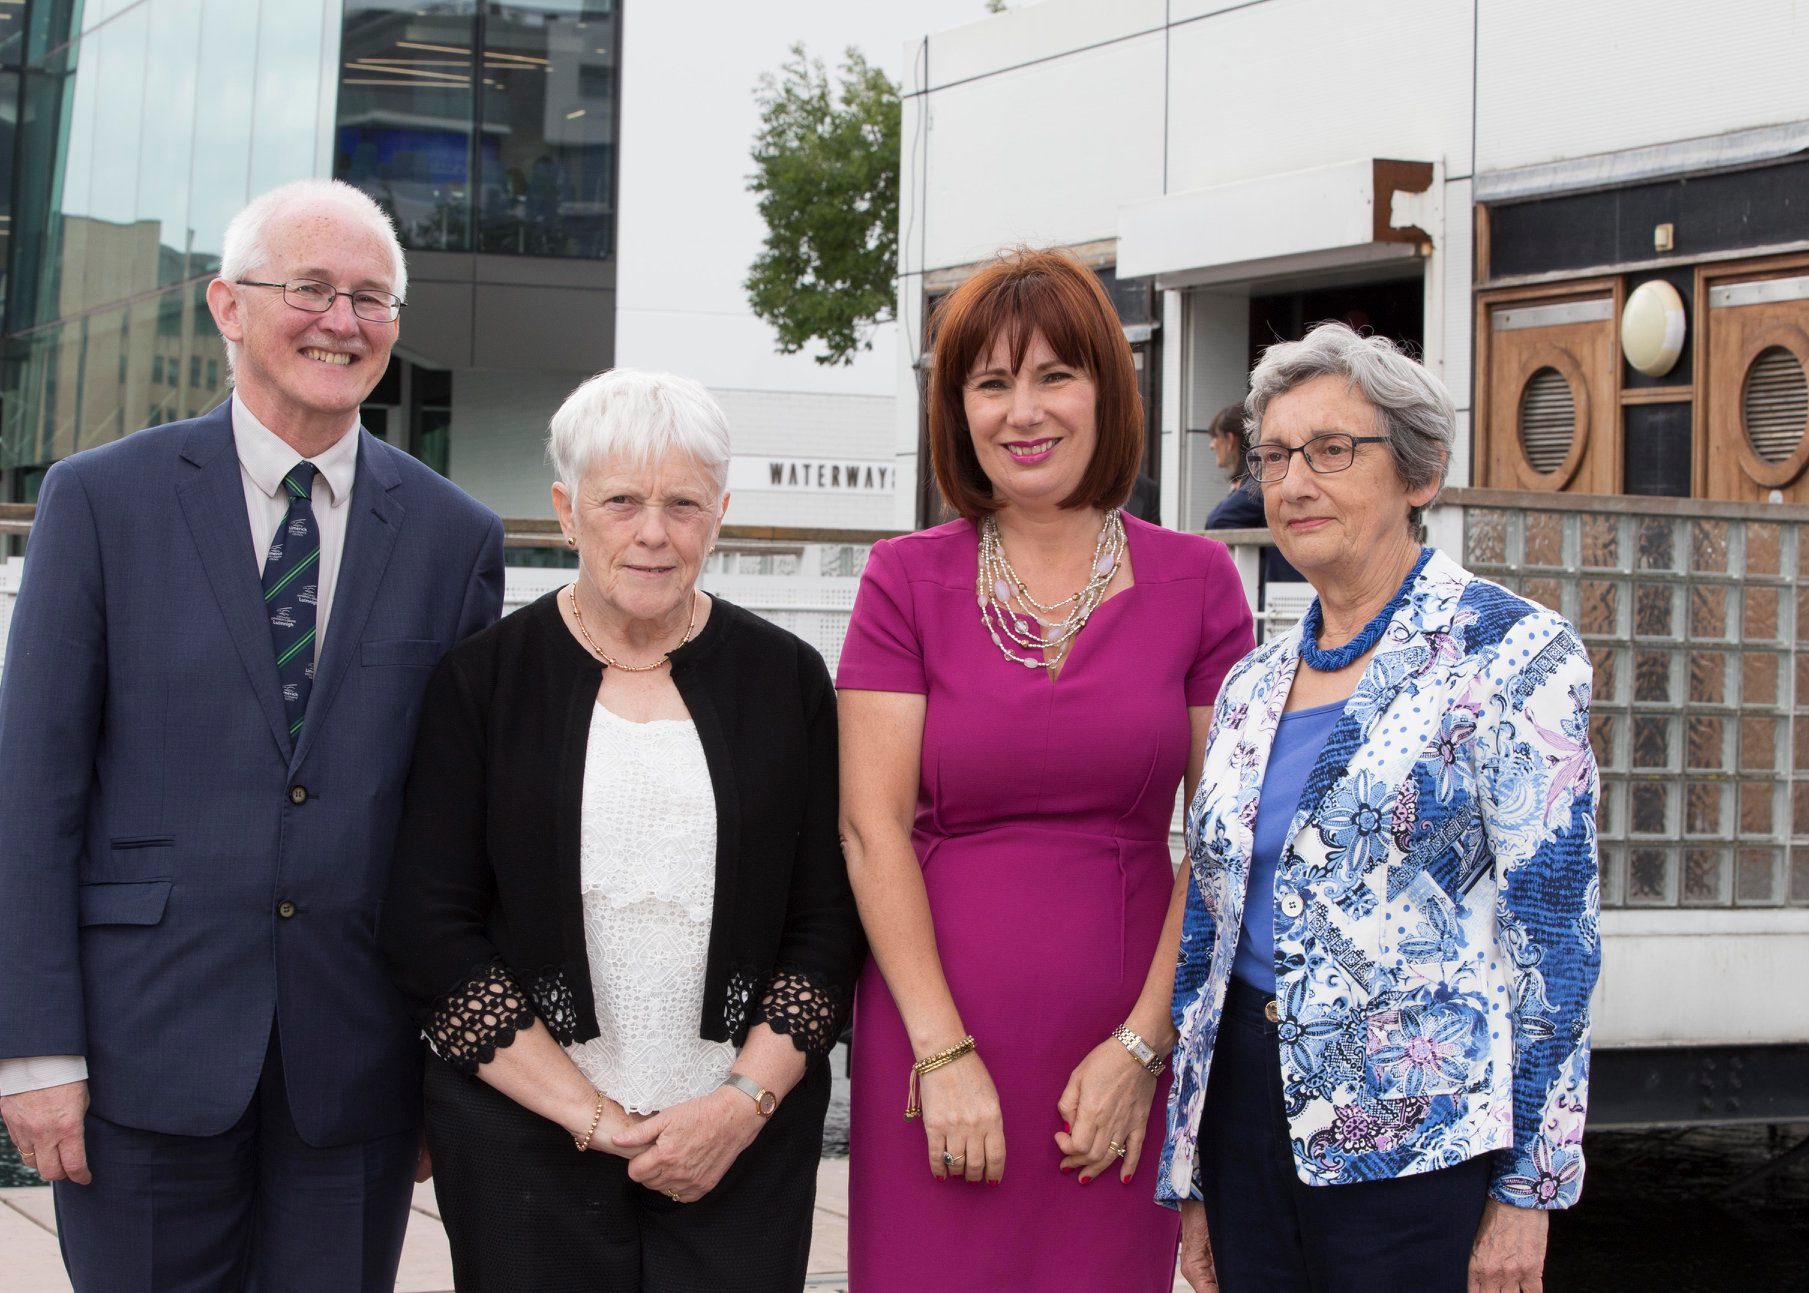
[0,178,504,1290]
[1203,401,1301,583]
[838,248,1253,1291]
[1163,323,1600,1292]
[381,368,862,1291]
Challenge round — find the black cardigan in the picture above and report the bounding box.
[380,588,862,1072]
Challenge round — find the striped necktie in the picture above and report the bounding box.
[263,462,321,744]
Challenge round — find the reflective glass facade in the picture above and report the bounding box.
[0,0,620,481]
[336,1,618,258]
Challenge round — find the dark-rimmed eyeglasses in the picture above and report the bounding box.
[1245,433,1387,483]
[235,278,405,324]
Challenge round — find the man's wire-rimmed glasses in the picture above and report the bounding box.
[235,278,405,324]
[1245,432,1388,483]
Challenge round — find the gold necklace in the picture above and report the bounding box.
[977,509,1124,670]
[567,584,698,672]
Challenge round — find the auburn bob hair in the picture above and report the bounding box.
[927,248,1143,521]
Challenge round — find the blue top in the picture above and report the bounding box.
[1231,699,1345,990]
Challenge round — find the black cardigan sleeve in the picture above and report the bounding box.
[753,648,864,1059]
[380,649,534,1072]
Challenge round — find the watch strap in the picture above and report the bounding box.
[1111,1025,1166,1075]
[721,1072,777,1117]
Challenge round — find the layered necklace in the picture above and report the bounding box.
[977,508,1125,670]
[567,583,698,672]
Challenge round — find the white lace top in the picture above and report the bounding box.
[565,703,736,1114]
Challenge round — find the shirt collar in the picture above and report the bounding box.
[230,392,360,507]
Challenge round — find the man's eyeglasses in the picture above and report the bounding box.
[1245,432,1387,483]
[235,278,405,324]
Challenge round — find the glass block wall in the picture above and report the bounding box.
[1465,505,1809,910]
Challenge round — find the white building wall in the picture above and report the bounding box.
[1474,0,1809,173]
[447,370,580,520]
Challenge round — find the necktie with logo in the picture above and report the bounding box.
[263,462,321,744]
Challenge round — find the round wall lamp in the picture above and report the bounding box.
[1621,279,1687,377]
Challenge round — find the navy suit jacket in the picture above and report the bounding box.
[0,401,504,1146]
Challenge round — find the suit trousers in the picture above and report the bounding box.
[424,1050,831,1293]
[1195,977,1492,1293]
[52,1022,417,1293]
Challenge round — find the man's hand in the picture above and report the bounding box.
[1,1080,92,1184]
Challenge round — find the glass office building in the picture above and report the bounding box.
[0,0,619,501]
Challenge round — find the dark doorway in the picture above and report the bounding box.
[1247,276,1424,370]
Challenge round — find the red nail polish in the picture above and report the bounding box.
[1060,1165,1072,1175]
[988,1180,1000,1188]
[1079,1175,1092,1185]
[1063,1122,1071,1133]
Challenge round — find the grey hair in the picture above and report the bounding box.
[1245,322,1453,533]
[218,179,407,378]
[548,368,732,498]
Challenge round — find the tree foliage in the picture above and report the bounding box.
[746,45,900,366]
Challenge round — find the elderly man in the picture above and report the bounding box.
[0,179,504,1290]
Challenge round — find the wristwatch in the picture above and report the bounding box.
[721,1072,778,1118]
[1111,1025,1166,1075]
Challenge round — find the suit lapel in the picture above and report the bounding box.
[175,405,294,760]
[290,430,403,771]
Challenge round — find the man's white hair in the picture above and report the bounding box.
[217,180,407,379]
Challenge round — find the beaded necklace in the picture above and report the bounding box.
[977,508,1125,671]
[567,583,697,672]
[1298,546,1432,672]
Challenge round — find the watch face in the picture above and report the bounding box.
[757,1091,778,1117]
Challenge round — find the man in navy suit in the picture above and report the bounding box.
[0,178,505,1289]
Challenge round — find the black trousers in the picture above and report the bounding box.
[1196,978,1492,1293]
[425,1055,830,1293]
[53,1023,416,1293]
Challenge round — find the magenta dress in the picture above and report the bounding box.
[836,514,1253,1292]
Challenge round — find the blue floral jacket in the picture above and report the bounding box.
[1158,549,1600,1210]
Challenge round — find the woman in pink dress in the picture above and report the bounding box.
[836,249,1254,1290]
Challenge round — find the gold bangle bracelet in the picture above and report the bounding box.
[573,1089,606,1152]
[905,1035,976,1120]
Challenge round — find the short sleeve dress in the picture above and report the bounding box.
[836,513,1253,1291]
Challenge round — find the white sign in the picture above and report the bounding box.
[731,456,895,494]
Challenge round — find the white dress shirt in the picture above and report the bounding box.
[0,397,361,1098]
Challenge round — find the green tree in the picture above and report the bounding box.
[746,44,900,366]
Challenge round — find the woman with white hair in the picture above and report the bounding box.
[1160,324,1600,1292]
[381,369,862,1291]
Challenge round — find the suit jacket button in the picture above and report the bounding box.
[1280,892,1304,918]
[278,900,297,919]
[289,785,308,805]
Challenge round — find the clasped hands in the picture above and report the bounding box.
[916,1035,1158,1188]
[567,1085,765,1205]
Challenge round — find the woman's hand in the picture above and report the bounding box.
[1467,1199,1548,1292]
[919,1051,1005,1185]
[614,1088,764,1202]
[562,1091,651,1162]
[1054,1038,1158,1184]
[1178,1200,1218,1291]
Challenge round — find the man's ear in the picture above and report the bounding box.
[206,278,244,347]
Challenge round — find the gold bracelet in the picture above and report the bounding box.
[573,1089,606,1152]
[905,1035,976,1120]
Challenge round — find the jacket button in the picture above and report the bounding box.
[289,785,308,805]
[277,900,297,919]
[1280,892,1304,918]
[1263,998,1281,1023]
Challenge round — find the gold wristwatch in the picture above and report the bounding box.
[721,1072,778,1117]
[1111,1025,1166,1075]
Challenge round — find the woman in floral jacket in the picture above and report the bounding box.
[1162,323,1600,1293]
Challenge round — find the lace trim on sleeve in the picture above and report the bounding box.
[425,960,537,1073]
[757,965,848,1060]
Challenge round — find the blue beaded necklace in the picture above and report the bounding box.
[1298,547,1433,672]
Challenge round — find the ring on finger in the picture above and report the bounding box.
[665,1190,682,1203]
[18,1149,35,1160]
[1107,1139,1127,1158]
[942,1151,966,1168]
